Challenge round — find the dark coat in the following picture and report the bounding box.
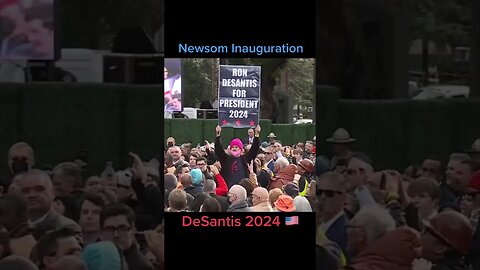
[468,214,480,270]
[227,200,251,212]
[32,210,81,240]
[124,244,154,270]
[184,185,203,198]
[325,213,348,259]
[132,181,164,229]
[191,192,229,212]
[215,135,259,188]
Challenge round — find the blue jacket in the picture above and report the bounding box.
[325,214,349,261]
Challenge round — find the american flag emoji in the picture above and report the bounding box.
[285,216,299,226]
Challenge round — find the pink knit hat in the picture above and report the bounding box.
[230,138,244,151]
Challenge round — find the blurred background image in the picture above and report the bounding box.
[0,0,54,60]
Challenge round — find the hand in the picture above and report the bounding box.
[129,152,147,184]
[145,230,164,263]
[383,170,401,196]
[204,140,211,151]
[412,259,432,270]
[255,125,261,134]
[216,125,222,136]
[247,160,254,174]
[254,158,261,168]
[210,165,219,175]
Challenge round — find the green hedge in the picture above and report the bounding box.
[317,86,480,170]
[164,119,316,147]
[1,82,478,176]
[0,83,162,177]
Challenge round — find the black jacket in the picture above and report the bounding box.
[215,135,259,188]
[132,180,164,229]
[468,214,480,270]
[124,244,154,270]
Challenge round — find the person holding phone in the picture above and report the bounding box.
[100,204,153,270]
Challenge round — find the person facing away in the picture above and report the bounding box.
[227,185,251,212]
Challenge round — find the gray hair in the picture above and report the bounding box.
[203,179,216,193]
[349,157,374,174]
[350,206,395,244]
[449,153,471,162]
[275,157,289,169]
[53,162,82,187]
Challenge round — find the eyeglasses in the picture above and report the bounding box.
[103,225,131,234]
[316,189,343,198]
[196,163,206,166]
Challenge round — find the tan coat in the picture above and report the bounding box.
[267,164,297,191]
[10,234,36,258]
[251,201,273,212]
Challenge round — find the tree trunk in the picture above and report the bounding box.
[259,59,287,120]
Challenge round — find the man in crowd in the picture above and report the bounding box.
[327,128,355,171]
[18,169,80,238]
[34,227,81,270]
[215,125,261,188]
[100,204,153,270]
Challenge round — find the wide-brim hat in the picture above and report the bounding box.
[465,138,480,153]
[326,128,356,143]
[267,133,277,138]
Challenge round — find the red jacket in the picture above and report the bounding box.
[214,173,228,196]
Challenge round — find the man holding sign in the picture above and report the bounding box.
[214,124,261,188]
[218,65,261,128]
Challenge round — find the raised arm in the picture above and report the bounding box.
[214,125,228,162]
[210,164,228,196]
[245,125,261,162]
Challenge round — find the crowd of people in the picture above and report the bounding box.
[164,125,317,213]
[4,124,480,270]
[315,128,480,270]
[0,142,164,270]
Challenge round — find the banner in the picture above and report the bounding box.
[218,65,261,128]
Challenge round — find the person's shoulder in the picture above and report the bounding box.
[57,213,80,228]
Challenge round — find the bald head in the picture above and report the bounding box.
[180,174,192,187]
[0,255,38,270]
[252,187,269,203]
[21,169,52,189]
[18,169,55,215]
[52,255,87,270]
[348,157,374,174]
[229,185,247,204]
